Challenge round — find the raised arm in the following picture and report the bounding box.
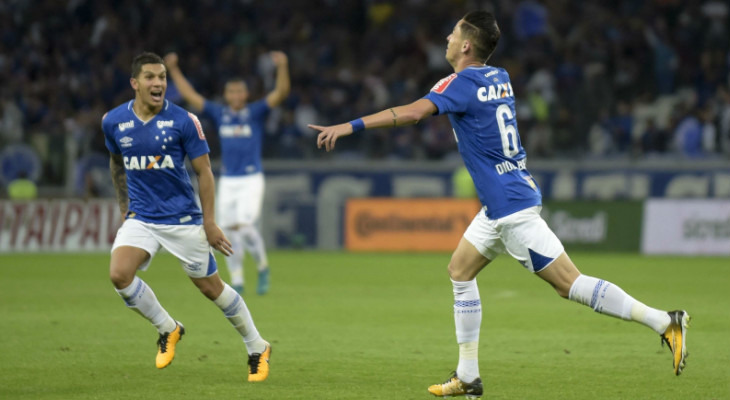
[190,153,232,256]
[164,52,206,112]
[265,51,291,108]
[109,153,129,217]
[309,98,438,152]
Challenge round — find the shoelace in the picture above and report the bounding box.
[248,352,262,373]
[157,332,170,353]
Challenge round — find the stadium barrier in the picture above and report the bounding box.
[2,160,728,254]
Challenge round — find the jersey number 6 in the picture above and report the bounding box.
[496,104,519,158]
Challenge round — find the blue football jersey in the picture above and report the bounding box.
[202,99,269,176]
[102,100,210,225]
[423,66,542,219]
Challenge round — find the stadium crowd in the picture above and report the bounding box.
[1,0,729,191]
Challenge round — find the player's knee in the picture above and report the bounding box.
[198,285,219,300]
[109,267,134,289]
[193,277,224,300]
[447,261,469,281]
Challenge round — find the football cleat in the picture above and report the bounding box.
[247,342,272,382]
[257,268,270,295]
[156,322,185,369]
[428,372,483,399]
[661,310,690,376]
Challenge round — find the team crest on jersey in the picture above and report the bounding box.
[118,120,135,132]
[431,73,458,94]
[119,136,133,148]
[157,120,174,129]
[188,112,206,140]
[124,155,175,170]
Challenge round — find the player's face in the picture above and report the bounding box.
[131,64,167,109]
[224,81,248,110]
[445,20,465,65]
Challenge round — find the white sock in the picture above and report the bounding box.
[241,224,269,272]
[224,228,244,287]
[452,278,481,382]
[116,276,176,334]
[568,274,670,334]
[214,283,266,354]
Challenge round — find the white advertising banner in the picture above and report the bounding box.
[0,200,122,253]
[641,199,730,255]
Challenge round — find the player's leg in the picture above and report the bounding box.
[537,254,690,375]
[109,220,181,369]
[239,173,269,295]
[223,225,246,293]
[218,177,245,293]
[163,223,271,381]
[448,237,491,385]
[190,271,271,381]
[240,222,269,295]
[503,206,690,375]
[429,211,499,398]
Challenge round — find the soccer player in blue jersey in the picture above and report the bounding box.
[310,11,690,398]
[102,52,271,381]
[164,51,290,296]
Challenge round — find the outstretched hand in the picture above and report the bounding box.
[204,222,233,256]
[163,52,179,69]
[309,123,354,152]
[270,51,288,67]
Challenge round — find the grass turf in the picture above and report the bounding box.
[0,251,728,399]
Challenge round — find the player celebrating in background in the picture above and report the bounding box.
[310,11,689,398]
[102,52,271,381]
[164,51,290,296]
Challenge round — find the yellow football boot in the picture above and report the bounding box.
[661,310,691,376]
[247,342,271,382]
[156,322,185,369]
[428,372,482,398]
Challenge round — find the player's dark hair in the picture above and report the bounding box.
[131,52,165,78]
[460,11,500,63]
[226,77,247,85]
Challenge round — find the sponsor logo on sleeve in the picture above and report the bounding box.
[188,112,206,140]
[431,73,458,94]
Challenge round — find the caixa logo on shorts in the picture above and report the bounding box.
[183,262,203,273]
[123,155,175,170]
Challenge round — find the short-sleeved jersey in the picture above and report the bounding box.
[102,99,210,225]
[423,66,541,219]
[202,99,270,176]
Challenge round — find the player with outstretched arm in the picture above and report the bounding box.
[164,51,290,296]
[102,52,271,382]
[309,11,689,399]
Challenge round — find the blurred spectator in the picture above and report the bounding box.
[7,171,37,200]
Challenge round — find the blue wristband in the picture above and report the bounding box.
[349,118,365,132]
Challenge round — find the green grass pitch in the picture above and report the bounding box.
[1,251,728,399]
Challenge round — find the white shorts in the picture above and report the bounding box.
[217,173,264,228]
[111,218,218,278]
[463,206,564,273]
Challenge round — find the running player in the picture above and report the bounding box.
[164,51,290,295]
[309,11,689,398]
[102,52,271,381]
